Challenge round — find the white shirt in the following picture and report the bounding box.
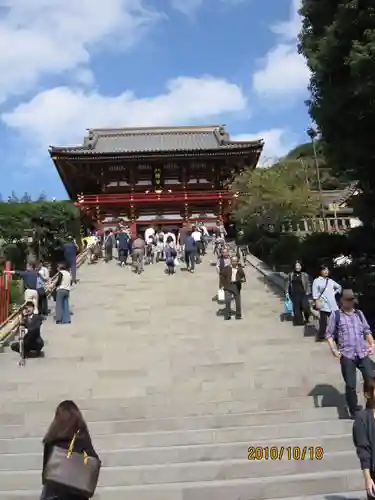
[146,236,155,244]
[145,228,155,241]
[201,226,209,236]
[57,270,71,291]
[231,268,237,282]
[165,232,176,244]
[39,266,50,280]
[192,230,202,242]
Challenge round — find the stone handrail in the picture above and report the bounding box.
[246,252,288,292]
[0,250,88,350]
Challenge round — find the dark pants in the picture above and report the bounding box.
[105,247,113,262]
[68,260,76,283]
[318,311,331,340]
[11,335,44,358]
[196,241,203,257]
[224,283,242,319]
[37,288,48,317]
[166,263,175,275]
[185,250,196,271]
[118,248,129,264]
[340,355,374,416]
[291,293,310,325]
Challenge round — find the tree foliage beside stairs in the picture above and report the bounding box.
[298,0,375,328]
[0,198,81,271]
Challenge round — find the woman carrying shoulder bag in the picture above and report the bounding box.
[41,400,101,500]
[312,265,342,342]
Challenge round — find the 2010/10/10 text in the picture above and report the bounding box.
[248,446,324,461]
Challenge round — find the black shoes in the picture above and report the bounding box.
[224,315,242,321]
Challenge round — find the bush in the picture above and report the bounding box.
[10,279,24,308]
[269,234,301,270]
[3,242,28,270]
[247,229,280,266]
[245,227,350,278]
[298,232,349,276]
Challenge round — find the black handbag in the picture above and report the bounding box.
[43,432,101,498]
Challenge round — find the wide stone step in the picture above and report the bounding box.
[0,469,363,499]
[0,392,350,424]
[0,451,358,490]
[0,434,353,470]
[0,419,352,454]
[0,362,344,382]
[0,407,340,438]
[266,494,365,500]
[0,381,345,401]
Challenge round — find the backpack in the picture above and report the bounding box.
[333,309,365,343]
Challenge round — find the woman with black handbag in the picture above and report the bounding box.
[41,400,101,500]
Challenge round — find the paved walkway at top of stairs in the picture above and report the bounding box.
[0,253,364,500]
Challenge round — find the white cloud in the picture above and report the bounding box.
[170,0,245,16]
[252,0,309,98]
[2,76,247,150]
[271,0,302,41]
[0,0,161,104]
[233,129,297,165]
[252,44,309,97]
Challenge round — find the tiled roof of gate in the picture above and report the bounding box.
[317,182,359,207]
[49,125,263,155]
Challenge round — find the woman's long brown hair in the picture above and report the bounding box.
[43,400,89,444]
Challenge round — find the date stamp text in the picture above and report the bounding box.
[247,446,324,461]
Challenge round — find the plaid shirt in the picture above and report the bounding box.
[326,309,371,359]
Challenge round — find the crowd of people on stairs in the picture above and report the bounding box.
[5,237,78,361]
[83,221,219,275]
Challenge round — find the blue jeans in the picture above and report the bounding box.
[55,289,71,324]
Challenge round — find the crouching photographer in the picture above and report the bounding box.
[11,301,44,359]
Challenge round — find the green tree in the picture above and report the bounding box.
[285,142,348,190]
[232,160,319,230]
[0,201,81,266]
[298,0,375,222]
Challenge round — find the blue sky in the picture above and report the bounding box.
[0,0,309,200]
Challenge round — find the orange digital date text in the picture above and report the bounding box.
[247,446,324,461]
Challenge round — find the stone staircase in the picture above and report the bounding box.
[0,255,366,499]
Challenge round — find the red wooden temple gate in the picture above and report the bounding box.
[49,125,263,233]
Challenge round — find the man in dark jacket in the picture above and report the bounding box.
[220,255,246,320]
[63,237,78,283]
[10,262,40,314]
[117,229,130,267]
[184,231,196,273]
[104,230,115,263]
